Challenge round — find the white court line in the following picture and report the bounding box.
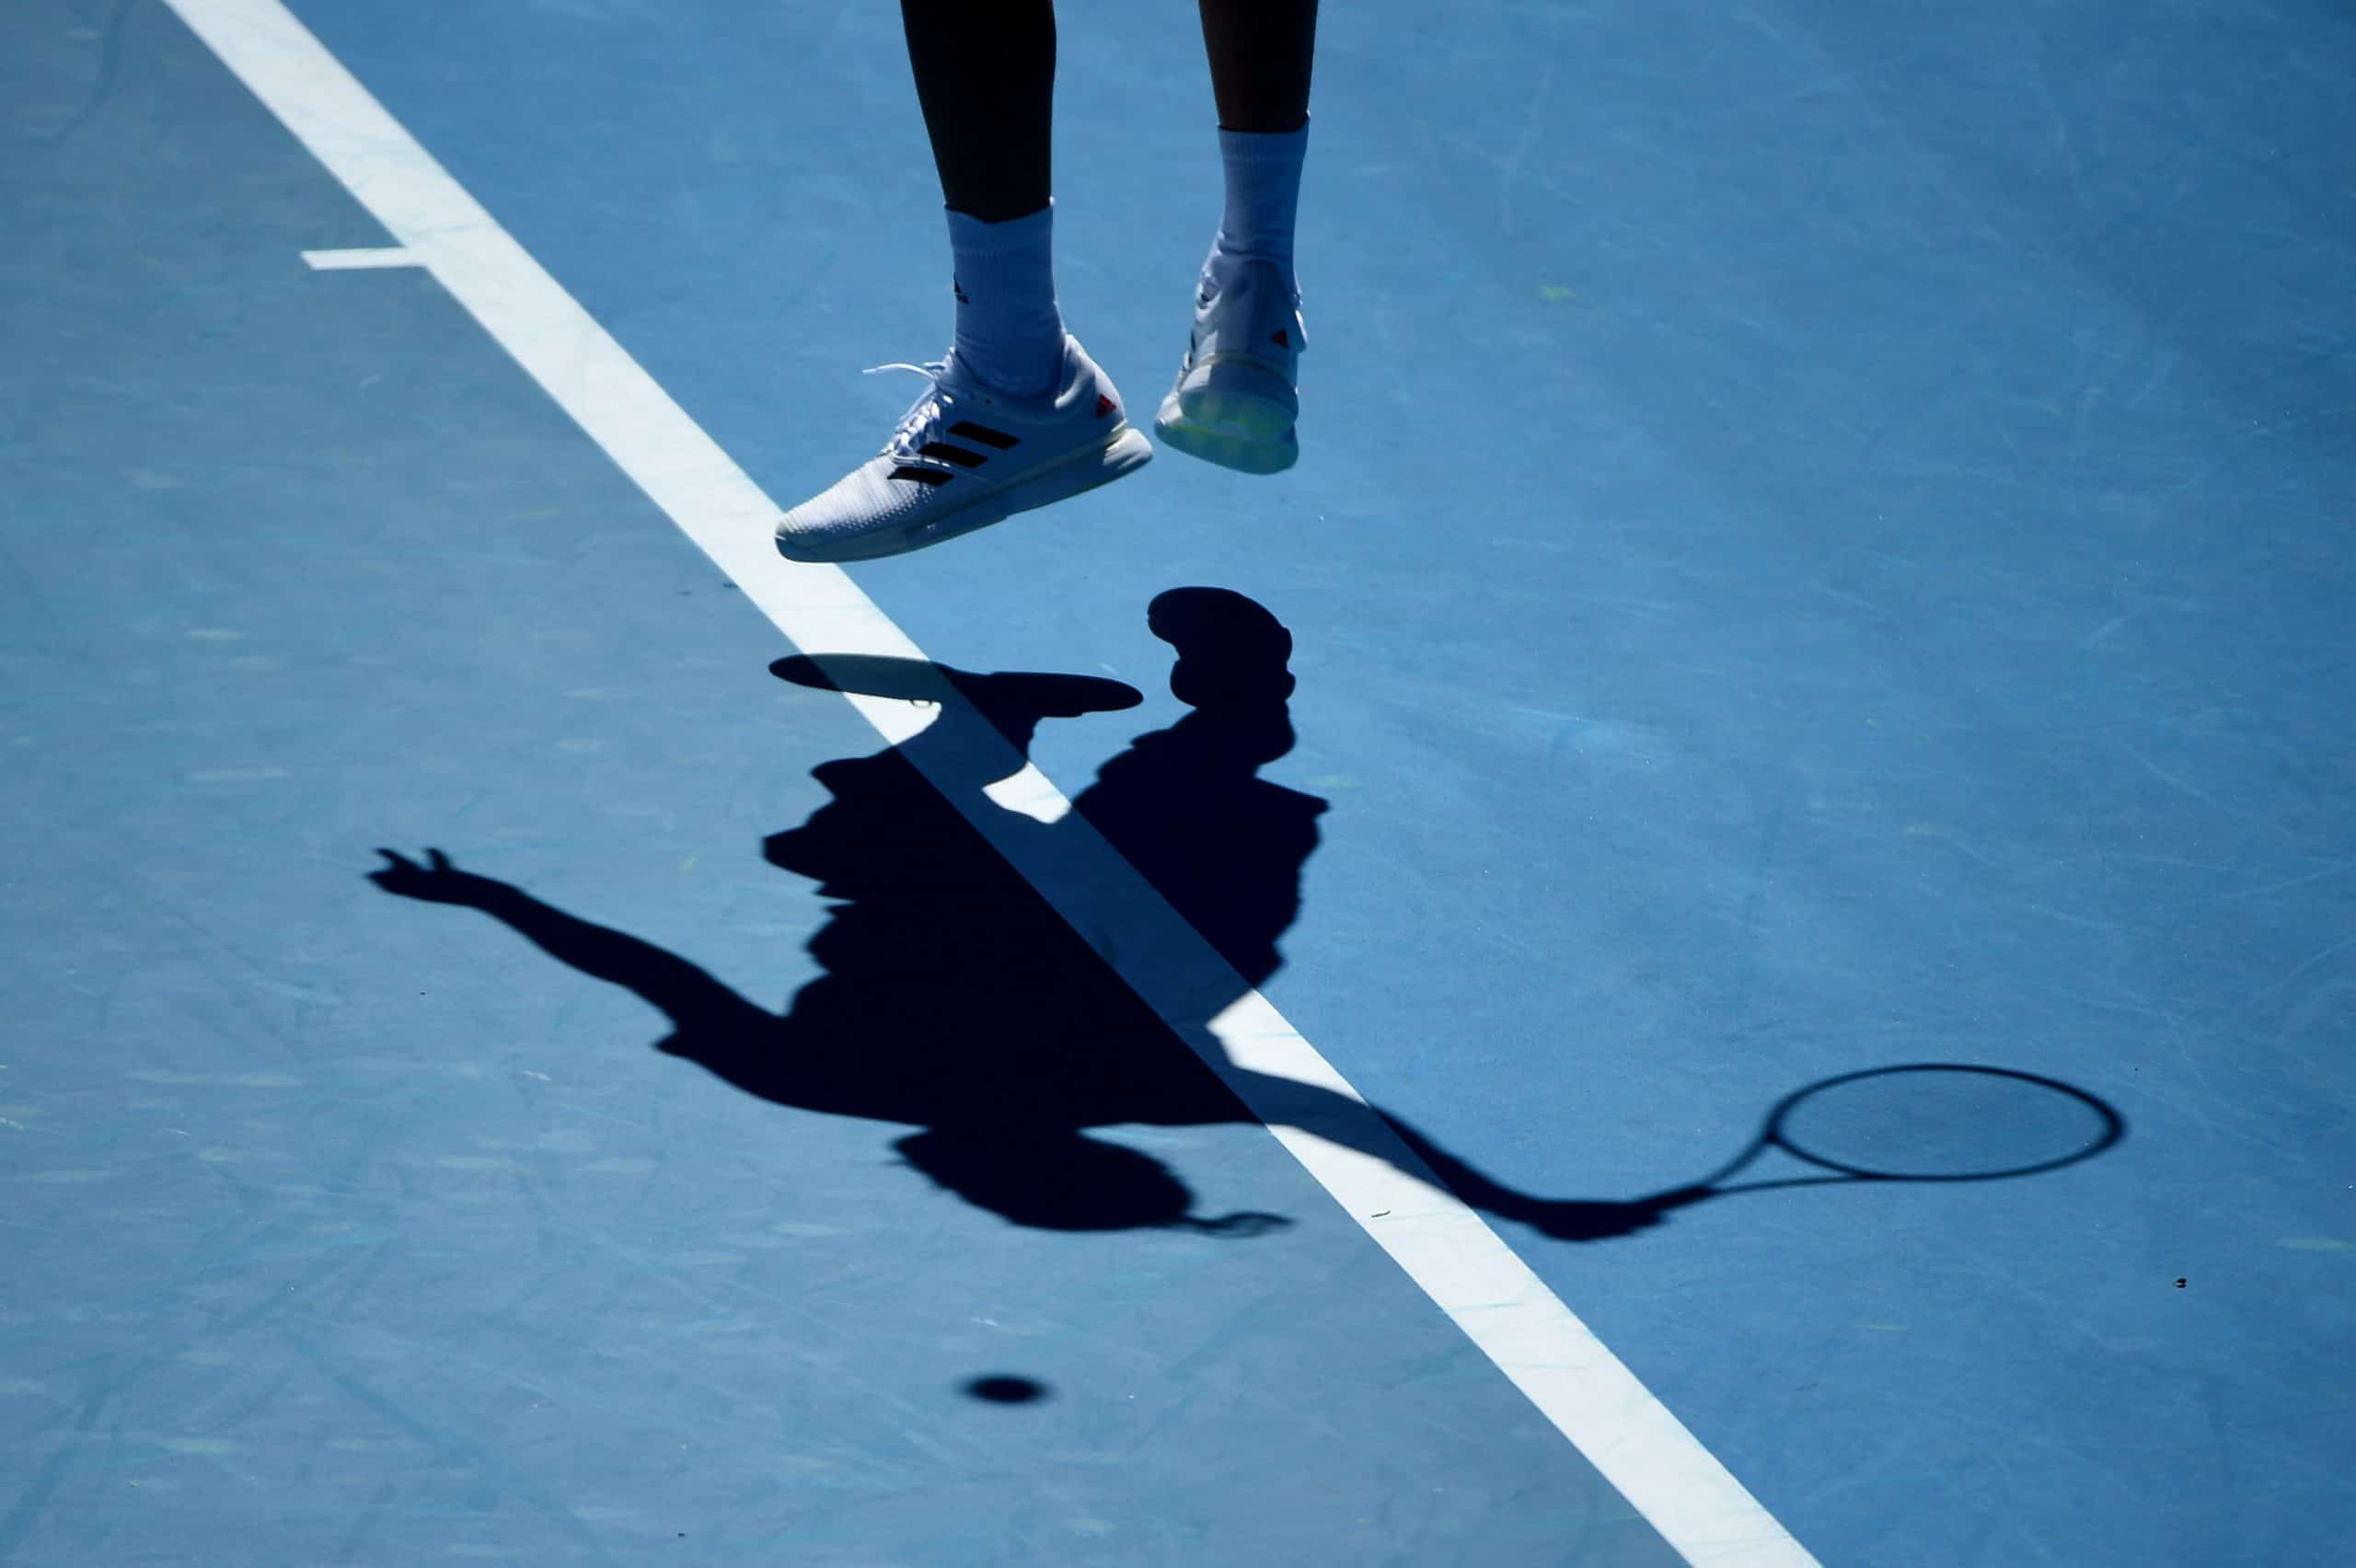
[163,3,1816,1562]
[301,245,422,269]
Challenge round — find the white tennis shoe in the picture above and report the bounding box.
[775,336,1152,563]
[1153,258,1304,476]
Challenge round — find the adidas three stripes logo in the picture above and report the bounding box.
[887,404,1115,488]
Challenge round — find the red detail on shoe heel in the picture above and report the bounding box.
[1270,329,1289,348]
[1093,393,1117,419]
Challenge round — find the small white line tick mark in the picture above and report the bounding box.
[301,247,423,270]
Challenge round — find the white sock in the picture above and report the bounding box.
[1205,122,1309,295]
[945,202,1066,398]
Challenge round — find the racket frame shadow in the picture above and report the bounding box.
[1645,1062,2127,1211]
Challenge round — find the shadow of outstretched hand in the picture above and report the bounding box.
[370,847,507,906]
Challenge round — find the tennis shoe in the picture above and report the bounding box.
[776,336,1151,563]
[1153,258,1303,475]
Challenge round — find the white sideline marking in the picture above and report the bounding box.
[164,3,1815,1562]
[301,246,422,269]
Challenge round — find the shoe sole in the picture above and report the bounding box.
[777,424,1154,564]
[1154,357,1299,476]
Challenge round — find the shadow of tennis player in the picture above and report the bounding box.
[375,588,1348,1234]
[370,588,2127,1240]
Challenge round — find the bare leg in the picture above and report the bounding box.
[1198,0,1318,133]
[900,0,1056,221]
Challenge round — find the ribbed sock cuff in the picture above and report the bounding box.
[945,202,1065,398]
[1210,122,1308,287]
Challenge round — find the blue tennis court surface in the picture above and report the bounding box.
[6,1,2353,1562]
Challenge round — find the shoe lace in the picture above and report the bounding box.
[865,360,956,458]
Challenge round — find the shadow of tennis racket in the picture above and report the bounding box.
[1510,1063,2126,1241]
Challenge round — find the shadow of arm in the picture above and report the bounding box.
[472,886,767,1038]
[371,848,766,1039]
[1232,1068,1666,1241]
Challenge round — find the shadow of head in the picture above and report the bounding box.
[895,1129,1291,1238]
[1143,586,1300,769]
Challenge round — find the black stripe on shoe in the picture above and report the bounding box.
[888,465,953,487]
[948,421,1019,450]
[918,442,987,468]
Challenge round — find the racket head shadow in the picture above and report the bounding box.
[1758,1062,2125,1184]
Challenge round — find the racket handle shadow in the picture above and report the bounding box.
[1519,1195,1684,1241]
[1535,1183,1723,1239]
[1514,1175,1868,1240]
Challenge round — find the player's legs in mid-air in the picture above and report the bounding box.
[776,0,1149,564]
[773,1,1320,564]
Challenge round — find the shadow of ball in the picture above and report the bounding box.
[964,1375,1049,1405]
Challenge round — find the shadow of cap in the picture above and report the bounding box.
[770,654,1143,720]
